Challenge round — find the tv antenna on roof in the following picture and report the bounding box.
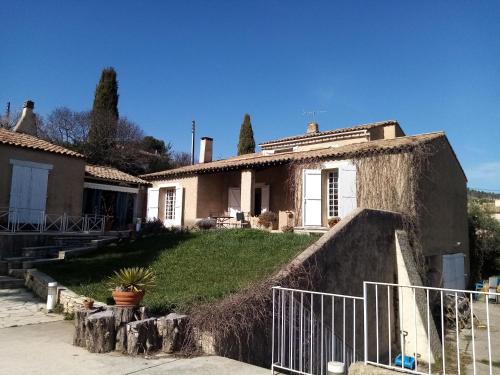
[302,110,327,121]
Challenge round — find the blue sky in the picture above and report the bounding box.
[1,1,499,190]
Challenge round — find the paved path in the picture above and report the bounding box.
[0,288,62,328]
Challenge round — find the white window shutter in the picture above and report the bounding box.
[228,188,241,217]
[261,185,270,213]
[338,163,357,218]
[147,188,159,220]
[173,186,183,227]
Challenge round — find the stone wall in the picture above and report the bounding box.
[24,268,105,313]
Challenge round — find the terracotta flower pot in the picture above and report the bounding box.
[112,290,145,307]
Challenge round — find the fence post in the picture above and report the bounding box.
[363,282,368,364]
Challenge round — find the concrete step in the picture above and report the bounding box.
[22,245,65,258]
[4,256,37,270]
[0,275,24,289]
[22,258,64,269]
[59,246,99,260]
[8,269,26,279]
[0,261,7,275]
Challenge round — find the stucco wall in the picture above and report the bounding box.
[417,139,469,286]
[0,145,85,216]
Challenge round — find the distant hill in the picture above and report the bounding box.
[468,188,500,200]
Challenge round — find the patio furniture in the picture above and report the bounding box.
[236,212,250,228]
[212,215,233,228]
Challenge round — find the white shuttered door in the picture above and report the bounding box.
[9,165,49,223]
[303,169,322,226]
[443,253,465,290]
[228,188,241,217]
[338,163,357,218]
[146,188,159,220]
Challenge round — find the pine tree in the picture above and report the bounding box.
[237,113,256,155]
[87,67,119,163]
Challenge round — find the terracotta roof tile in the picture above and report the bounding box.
[0,128,84,158]
[259,120,400,146]
[85,164,149,185]
[141,132,445,180]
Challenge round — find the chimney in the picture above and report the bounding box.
[13,100,37,136]
[306,122,319,134]
[199,137,213,163]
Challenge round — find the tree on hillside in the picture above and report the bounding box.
[468,200,500,285]
[142,136,168,155]
[237,113,256,155]
[43,107,91,148]
[87,67,119,164]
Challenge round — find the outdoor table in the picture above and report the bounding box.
[212,216,233,228]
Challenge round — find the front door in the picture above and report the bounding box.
[303,169,322,226]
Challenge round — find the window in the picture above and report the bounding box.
[165,188,176,220]
[328,170,339,217]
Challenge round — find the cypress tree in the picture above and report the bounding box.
[237,113,256,155]
[88,67,119,163]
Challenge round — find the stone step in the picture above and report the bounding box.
[0,275,24,289]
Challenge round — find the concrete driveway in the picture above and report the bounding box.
[0,287,268,374]
[0,319,269,374]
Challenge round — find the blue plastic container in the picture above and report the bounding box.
[394,354,416,370]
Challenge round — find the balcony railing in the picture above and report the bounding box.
[0,208,107,233]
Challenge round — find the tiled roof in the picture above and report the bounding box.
[141,132,445,180]
[85,164,149,185]
[259,120,400,146]
[0,128,84,158]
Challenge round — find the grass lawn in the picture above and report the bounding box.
[40,229,317,314]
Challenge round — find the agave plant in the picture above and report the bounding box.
[107,267,156,292]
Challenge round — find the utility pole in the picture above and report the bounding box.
[191,120,195,165]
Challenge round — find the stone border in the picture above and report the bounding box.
[24,268,106,313]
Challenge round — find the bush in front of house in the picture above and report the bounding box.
[258,211,277,229]
[141,218,167,235]
[196,218,217,230]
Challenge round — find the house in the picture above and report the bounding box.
[141,120,469,289]
[0,101,148,231]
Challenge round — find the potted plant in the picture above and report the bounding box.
[328,217,341,228]
[82,297,94,309]
[107,267,156,307]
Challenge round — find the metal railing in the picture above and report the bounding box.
[364,281,500,375]
[272,286,363,375]
[0,208,107,233]
[272,283,500,375]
